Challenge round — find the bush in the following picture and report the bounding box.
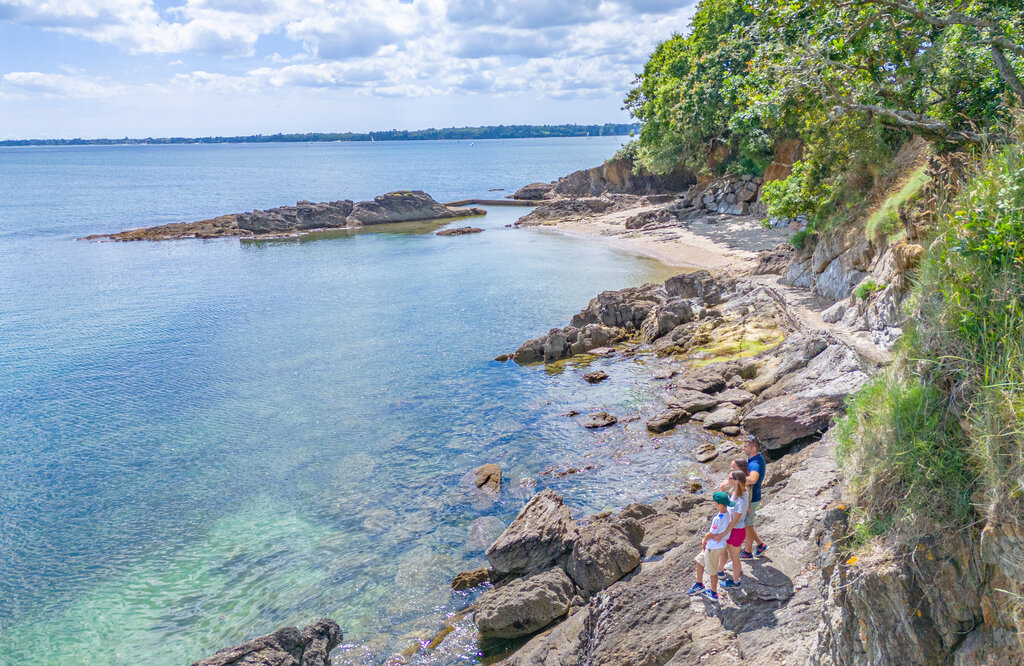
[853,280,883,300]
[836,375,975,541]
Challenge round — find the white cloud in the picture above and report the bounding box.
[1,71,126,97]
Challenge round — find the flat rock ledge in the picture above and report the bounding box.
[191,618,341,666]
[81,191,485,241]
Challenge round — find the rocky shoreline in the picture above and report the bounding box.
[191,152,936,664]
[80,190,485,241]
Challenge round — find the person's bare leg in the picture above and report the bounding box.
[730,546,742,582]
[718,548,728,573]
[696,562,705,586]
[744,526,762,552]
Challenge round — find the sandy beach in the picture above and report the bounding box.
[520,201,793,271]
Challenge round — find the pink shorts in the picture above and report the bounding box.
[727,527,747,547]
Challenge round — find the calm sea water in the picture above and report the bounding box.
[0,138,711,665]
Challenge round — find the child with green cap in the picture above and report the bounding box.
[686,490,733,601]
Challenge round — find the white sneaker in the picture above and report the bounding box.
[724,561,733,571]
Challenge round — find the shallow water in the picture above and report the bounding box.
[0,138,709,664]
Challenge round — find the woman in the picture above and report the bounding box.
[717,470,747,588]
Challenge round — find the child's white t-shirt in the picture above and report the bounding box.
[706,512,730,549]
[729,491,747,529]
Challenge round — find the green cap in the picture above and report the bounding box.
[712,491,733,507]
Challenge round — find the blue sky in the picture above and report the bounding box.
[0,0,698,139]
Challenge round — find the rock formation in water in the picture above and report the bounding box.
[81,191,485,241]
[191,618,341,666]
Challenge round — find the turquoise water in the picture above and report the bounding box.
[0,138,710,664]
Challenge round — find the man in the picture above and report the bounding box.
[740,437,767,559]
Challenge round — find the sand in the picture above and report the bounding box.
[524,202,793,272]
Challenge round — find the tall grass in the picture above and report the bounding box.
[837,123,1024,542]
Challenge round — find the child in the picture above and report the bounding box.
[717,470,747,589]
[686,490,733,601]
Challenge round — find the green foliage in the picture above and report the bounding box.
[835,374,975,540]
[865,166,930,241]
[625,0,1023,192]
[623,0,763,174]
[853,280,883,300]
[838,127,1024,549]
[761,161,829,219]
[789,229,809,249]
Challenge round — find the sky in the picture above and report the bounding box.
[0,0,699,140]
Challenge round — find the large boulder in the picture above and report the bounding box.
[639,299,694,343]
[513,323,621,364]
[570,283,664,330]
[191,619,341,666]
[485,490,578,576]
[645,408,690,433]
[347,191,482,226]
[668,389,720,413]
[702,403,740,430]
[742,394,845,449]
[474,464,502,493]
[474,567,576,639]
[236,200,354,234]
[566,518,644,594]
[512,182,555,200]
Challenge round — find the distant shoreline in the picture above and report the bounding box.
[0,123,638,148]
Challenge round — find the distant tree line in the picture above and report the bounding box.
[0,123,640,147]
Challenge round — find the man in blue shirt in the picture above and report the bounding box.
[741,437,767,559]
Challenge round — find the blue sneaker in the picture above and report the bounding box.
[716,570,727,580]
[686,582,705,595]
[703,588,719,601]
[721,579,742,589]
[754,543,768,557]
[739,550,754,560]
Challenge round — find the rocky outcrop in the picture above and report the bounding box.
[677,174,766,217]
[514,196,624,226]
[512,182,556,200]
[451,567,490,591]
[502,435,844,665]
[581,411,617,429]
[485,489,578,577]
[582,371,608,384]
[474,464,502,493]
[192,619,341,666]
[83,191,484,241]
[550,158,694,198]
[475,568,576,639]
[436,226,483,236]
[566,517,643,594]
[237,200,353,234]
[347,191,483,226]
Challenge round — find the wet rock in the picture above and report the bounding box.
[494,353,511,362]
[667,389,720,413]
[474,567,576,639]
[474,464,503,493]
[702,404,739,430]
[583,371,609,384]
[451,567,491,591]
[588,346,616,357]
[436,226,483,236]
[673,369,728,395]
[582,412,617,429]
[652,368,677,380]
[562,410,580,417]
[645,408,690,433]
[192,619,341,666]
[721,425,741,436]
[485,489,578,576]
[694,443,719,463]
[566,518,644,594]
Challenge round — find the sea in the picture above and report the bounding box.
[0,137,714,664]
